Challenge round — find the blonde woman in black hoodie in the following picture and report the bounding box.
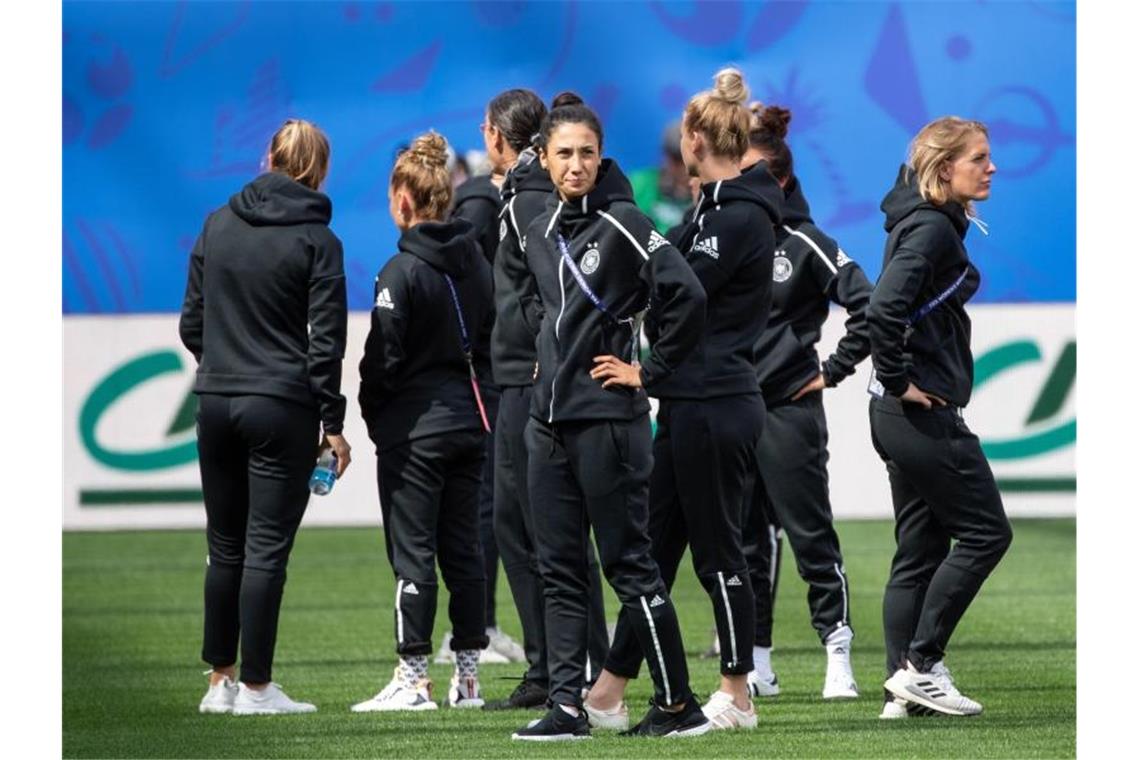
[180,119,350,716]
[870,117,1010,718]
[511,94,710,741]
[586,69,781,732]
[351,132,494,713]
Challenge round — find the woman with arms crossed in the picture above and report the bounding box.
[180,119,351,716]
[869,116,1011,718]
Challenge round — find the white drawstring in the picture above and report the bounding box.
[967,213,990,236]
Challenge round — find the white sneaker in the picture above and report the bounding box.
[435,632,511,665]
[232,682,317,715]
[486,627,527,663]
[747,670,780,697]
[198,672,238,714]
[884,660,982,716]
[583,699,629,730]
[879,697,909,719]
[701,690,758,730]
[352,669,438,712]
[447,674,485,709]
[822,652,859,699]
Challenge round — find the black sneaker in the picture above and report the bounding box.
[511,705,591,741]
[620,696,711,738]
[484,679,549,710]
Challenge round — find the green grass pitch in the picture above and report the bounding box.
[63,518,1074,758]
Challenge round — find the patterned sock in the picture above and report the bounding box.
[398,655,429,689]
[455,649,479,679]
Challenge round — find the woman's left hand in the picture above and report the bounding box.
[791,373,827,401]
[591,355,642,389]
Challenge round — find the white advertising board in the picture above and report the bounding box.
[63,305,1074,530]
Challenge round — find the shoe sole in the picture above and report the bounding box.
[510,733,591,741]
[822,690,859,700]
[232,707,317,716]
[663,719,714,738]
[883,676,981,717]
[449,699,485,709]
[351,702,439,713]
[198,705,233,714]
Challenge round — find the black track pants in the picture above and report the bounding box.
[743,471,783,648]
[606,396,762,678]
[198,393,318,685]
[526,415,691,709]
[494,386,609,685]
[480,388,501,629]
[745,392,852,645]
[870,396,1013,675]
[378,429,490,657]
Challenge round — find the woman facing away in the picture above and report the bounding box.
[351,132,495,712]
[868,116,1012,718]
[512,93,712,741]
[584,68,782,732]
[180,118,351,716]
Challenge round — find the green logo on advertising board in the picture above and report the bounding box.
[975,339,1076,492]
[78,349,202,506]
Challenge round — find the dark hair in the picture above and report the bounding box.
[488,88,547,153]
[748,104,793,181]
[536,91,604,151]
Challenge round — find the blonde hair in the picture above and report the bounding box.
[908,116,989,208]
[268,119,330,190]
[683,67,752,161]
[390,131,452,221]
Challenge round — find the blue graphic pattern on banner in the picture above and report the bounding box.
[62,0,1075,313]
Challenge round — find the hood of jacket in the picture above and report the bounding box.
[694,160,783,225]
[780,174,813,226]
[398,218,480,278]
[229,172,332,226]
[501,148,554,203]
[453,173,501,209]
[881,164,968,237]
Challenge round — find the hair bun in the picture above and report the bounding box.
[712,67,749,105]
[406,131,449,170]
[551,91,584,109]
[759,106,791,139]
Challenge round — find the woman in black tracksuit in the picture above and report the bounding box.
[871,117,1011,718]
[587,69,780,732]
[180,119,350,716]
[511,93,710,741]
[739,105,872,701]
[351,132,493,713]
[449,157,508,653]
[483,89,611,710]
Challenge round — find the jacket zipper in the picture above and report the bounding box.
[548,254,567,423]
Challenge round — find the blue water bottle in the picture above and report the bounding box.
[309,448,338,496]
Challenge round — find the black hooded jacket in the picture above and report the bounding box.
[754,172,874,403]
[358,218,493,452]
[451,174,502,265]
[178,172,347,434]
[525,159,707,423]
[868,165,981,407]
[649,166,782,399]
[491,149,553,386]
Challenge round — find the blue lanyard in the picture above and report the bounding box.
[909,267,969,326]
[556,232,618,322]
[442,273,471,356]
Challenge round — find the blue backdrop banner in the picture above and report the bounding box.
[62,0,1075,314]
